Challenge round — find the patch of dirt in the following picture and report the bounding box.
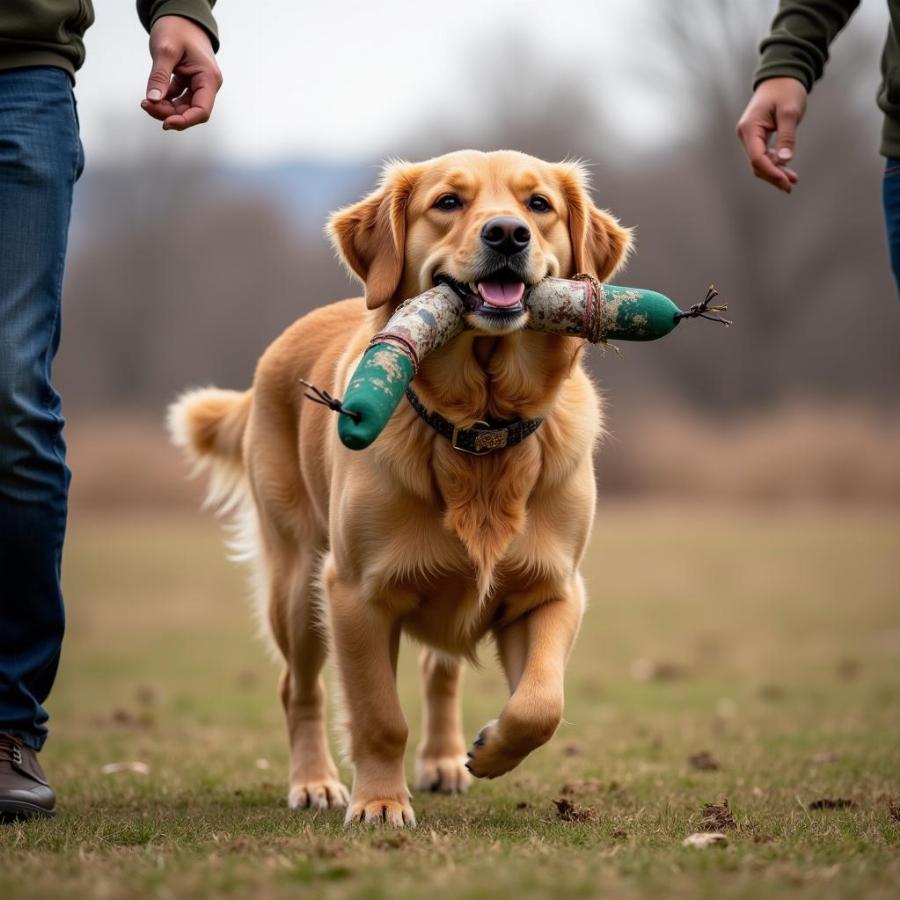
[134,685,159,707]
[560,779,602,796]
[808,798,856,810]
[371,833,412,851]
[107,708,155,729]
[629,658,684,682]
[836,658,862,680]
[700,799,736,830]
[758,683,786,701]
[808,751,841,765]
[688,751,720,771]
[554,798,595,823]
[561,742,583,758]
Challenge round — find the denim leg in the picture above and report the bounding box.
[882,158,900,298]
[0,67,83,751]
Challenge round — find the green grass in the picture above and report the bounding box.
[2,503,899,899]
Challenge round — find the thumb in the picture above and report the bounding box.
[146,44,178,102]
[774,106,800,163]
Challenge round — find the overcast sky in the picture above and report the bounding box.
[75,0,889,165]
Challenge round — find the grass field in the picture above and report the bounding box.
[2,504,899,900]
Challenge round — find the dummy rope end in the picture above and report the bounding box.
[674,285,732,327]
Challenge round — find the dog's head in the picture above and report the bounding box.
[329,150,632,333]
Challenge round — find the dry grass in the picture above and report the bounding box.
[1,503,898,900]
[599,404,900,503]
[65,406,900,513]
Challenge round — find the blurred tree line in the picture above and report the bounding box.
[58,0,899,416]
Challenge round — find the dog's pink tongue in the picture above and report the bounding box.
[477,281,525,308]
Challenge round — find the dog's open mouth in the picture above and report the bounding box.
[436,269,529,319]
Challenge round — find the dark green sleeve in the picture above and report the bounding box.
[753,0,861,91]
[136,1,219,52]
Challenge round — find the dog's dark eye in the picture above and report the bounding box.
[528,195,551,213]
[434,194,463,212]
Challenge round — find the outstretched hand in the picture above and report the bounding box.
[141,16,222,131]
[736,77,808,193]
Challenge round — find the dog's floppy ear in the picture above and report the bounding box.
[328,161,420,309]
[557,163,633,283]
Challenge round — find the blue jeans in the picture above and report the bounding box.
[0,67,83,751]
[883,158,900,294]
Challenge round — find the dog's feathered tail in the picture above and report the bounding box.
[167,387,253,515]
[168,387,278,657]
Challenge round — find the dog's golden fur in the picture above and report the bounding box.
[169,150,632,826]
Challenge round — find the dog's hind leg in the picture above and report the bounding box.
[267,543,349,811]
[466,577,586,780]
[414,649,471,794]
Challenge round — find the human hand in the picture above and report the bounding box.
[141,15,222,131]
[736,77,808,193]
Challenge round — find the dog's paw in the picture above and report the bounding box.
[288,778,350,811]
[415,754,472,794]
[465,719,527,779]
[344,798,416,828]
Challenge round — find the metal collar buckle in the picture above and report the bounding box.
[452,420,509,455]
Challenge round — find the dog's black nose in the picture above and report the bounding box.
[481,217,531,256]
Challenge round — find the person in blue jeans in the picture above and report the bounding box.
[736,0,900,294]
[0,2,222,821]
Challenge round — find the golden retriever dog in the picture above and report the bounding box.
[169,150,632,827]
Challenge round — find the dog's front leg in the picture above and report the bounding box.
[466,577,586,779]
[325,565,415,827]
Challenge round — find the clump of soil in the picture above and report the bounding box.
[700,799,736,830]
[808,798,856,810]
[554,798,595,823]
[688,751,720,771]
[629,658,684,682]
[836,658,861,680]
[560,779,602,796]
[758,683,785,701]
[372,833,412,851]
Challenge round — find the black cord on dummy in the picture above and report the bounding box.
[674,285,732,326]
[299,379,361,423]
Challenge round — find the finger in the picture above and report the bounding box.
[774,106,801,163]
[140,97,180,121]
[765,149,799,183]
[738,120,791,191]
[146,42,180,102]
[162,72,219,131]
[751,151,793,191]
[736,117,772,171]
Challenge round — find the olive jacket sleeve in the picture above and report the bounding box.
[136,0,219,52]
[753,0,861,90]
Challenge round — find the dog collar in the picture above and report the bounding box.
[405,388,543,455]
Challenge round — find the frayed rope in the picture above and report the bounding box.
[674,285,732,326]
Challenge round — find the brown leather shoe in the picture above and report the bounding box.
[0,734,56,821]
